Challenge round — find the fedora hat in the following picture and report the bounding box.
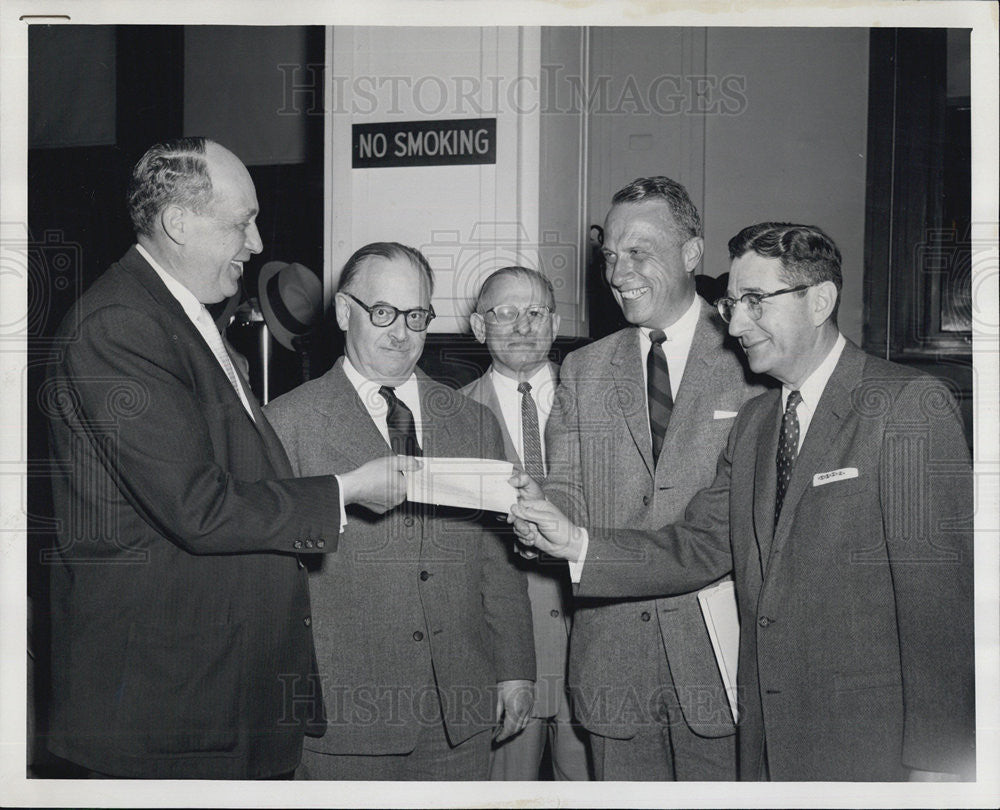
[257,261,324,351]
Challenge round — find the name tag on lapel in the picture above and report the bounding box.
[813,467,859,486]
[713,410,739,419]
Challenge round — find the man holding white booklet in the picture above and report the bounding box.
[539,177,768,781]
[510,223,975,782]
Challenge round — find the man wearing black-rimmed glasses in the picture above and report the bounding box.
[264,242,535,780]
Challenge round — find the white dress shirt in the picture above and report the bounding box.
[342,356,424,451]
[636,293,701,402]
[136,243,255,419]
[782,333,846,452]
[489,363,557,471]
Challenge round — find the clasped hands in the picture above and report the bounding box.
[506,471,585,563]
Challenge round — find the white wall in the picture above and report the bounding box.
[585,27,870,343]
[703,28,870,343]
[324,26,871,341]
[326,26,547,333]
[539,27,588,337]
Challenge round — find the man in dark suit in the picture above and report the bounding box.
[44,138,414,779]
[460,266,590,781]
[264,242,536,780]
[511,223,975,781]
[542,177,765,780]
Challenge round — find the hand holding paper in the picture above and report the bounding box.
[405,457,517,513]
[507,498,585,562]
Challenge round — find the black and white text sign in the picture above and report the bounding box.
[352,118,497,168]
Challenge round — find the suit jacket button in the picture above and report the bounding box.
[304,539,313,548]
[420,570,430,581]
[293,540,303,549]
[316,538,325,548]
[758,616,772,628]
[550,609,560,618]
[640,611,651,622]
[404,517,415,527]
[642,495,650,506]
[303,616,312,627]
[412,631,424,642]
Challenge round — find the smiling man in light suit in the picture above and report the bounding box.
[264,243,535,780]
[512,222,975,781]
[541,177,767,780]
[461,266,591,781]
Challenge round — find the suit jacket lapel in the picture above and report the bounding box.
[754,392,782,574]
[312,360,393,467]
[123,246,296,472]
[771,342,867,549]
[611,330,654,477]
[476,368,520,464]
[418,371,452,458]
[656,302,716,468]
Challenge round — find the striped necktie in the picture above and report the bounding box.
[378,385,422,456]
[647,329,673,463]
[518,380,545,481]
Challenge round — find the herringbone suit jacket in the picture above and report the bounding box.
[264,360,535,757]
[544,300,766,741]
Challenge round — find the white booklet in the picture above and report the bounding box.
[405,457,517,514]
[697,578,741,724]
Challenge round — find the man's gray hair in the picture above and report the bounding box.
[474,266,556,312]
[127,137,215,238]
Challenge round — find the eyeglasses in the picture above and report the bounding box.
[714,284,814,323]
[480,304,554,326]
[345,293,436,332]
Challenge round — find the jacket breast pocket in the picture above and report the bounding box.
[113,623,244,756]
[808,474,868,499]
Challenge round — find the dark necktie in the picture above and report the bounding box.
[775,390,803,525]
[647,329,673,464]
[378,385,422,457]
[518,381,545,481]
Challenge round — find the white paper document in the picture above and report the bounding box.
[697,578,741,724]
[405,457,517,514]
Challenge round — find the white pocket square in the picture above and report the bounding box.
[813,467,859,486]
[713,410,739,419]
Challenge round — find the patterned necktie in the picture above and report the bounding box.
[518,381,545,481]
[647,329,673,464]
[378,385,422,456]
[196,306,255,422]
[775,390,803,525]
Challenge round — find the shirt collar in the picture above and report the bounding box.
[490,362,554,394]
[784,333,847,411]
[136,243,204,321]
[638,294,701,345]
[342,355,419,406]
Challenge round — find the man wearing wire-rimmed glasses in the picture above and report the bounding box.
[461,266,590,780]
[264,242,535,779]
[511,222,975,781]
